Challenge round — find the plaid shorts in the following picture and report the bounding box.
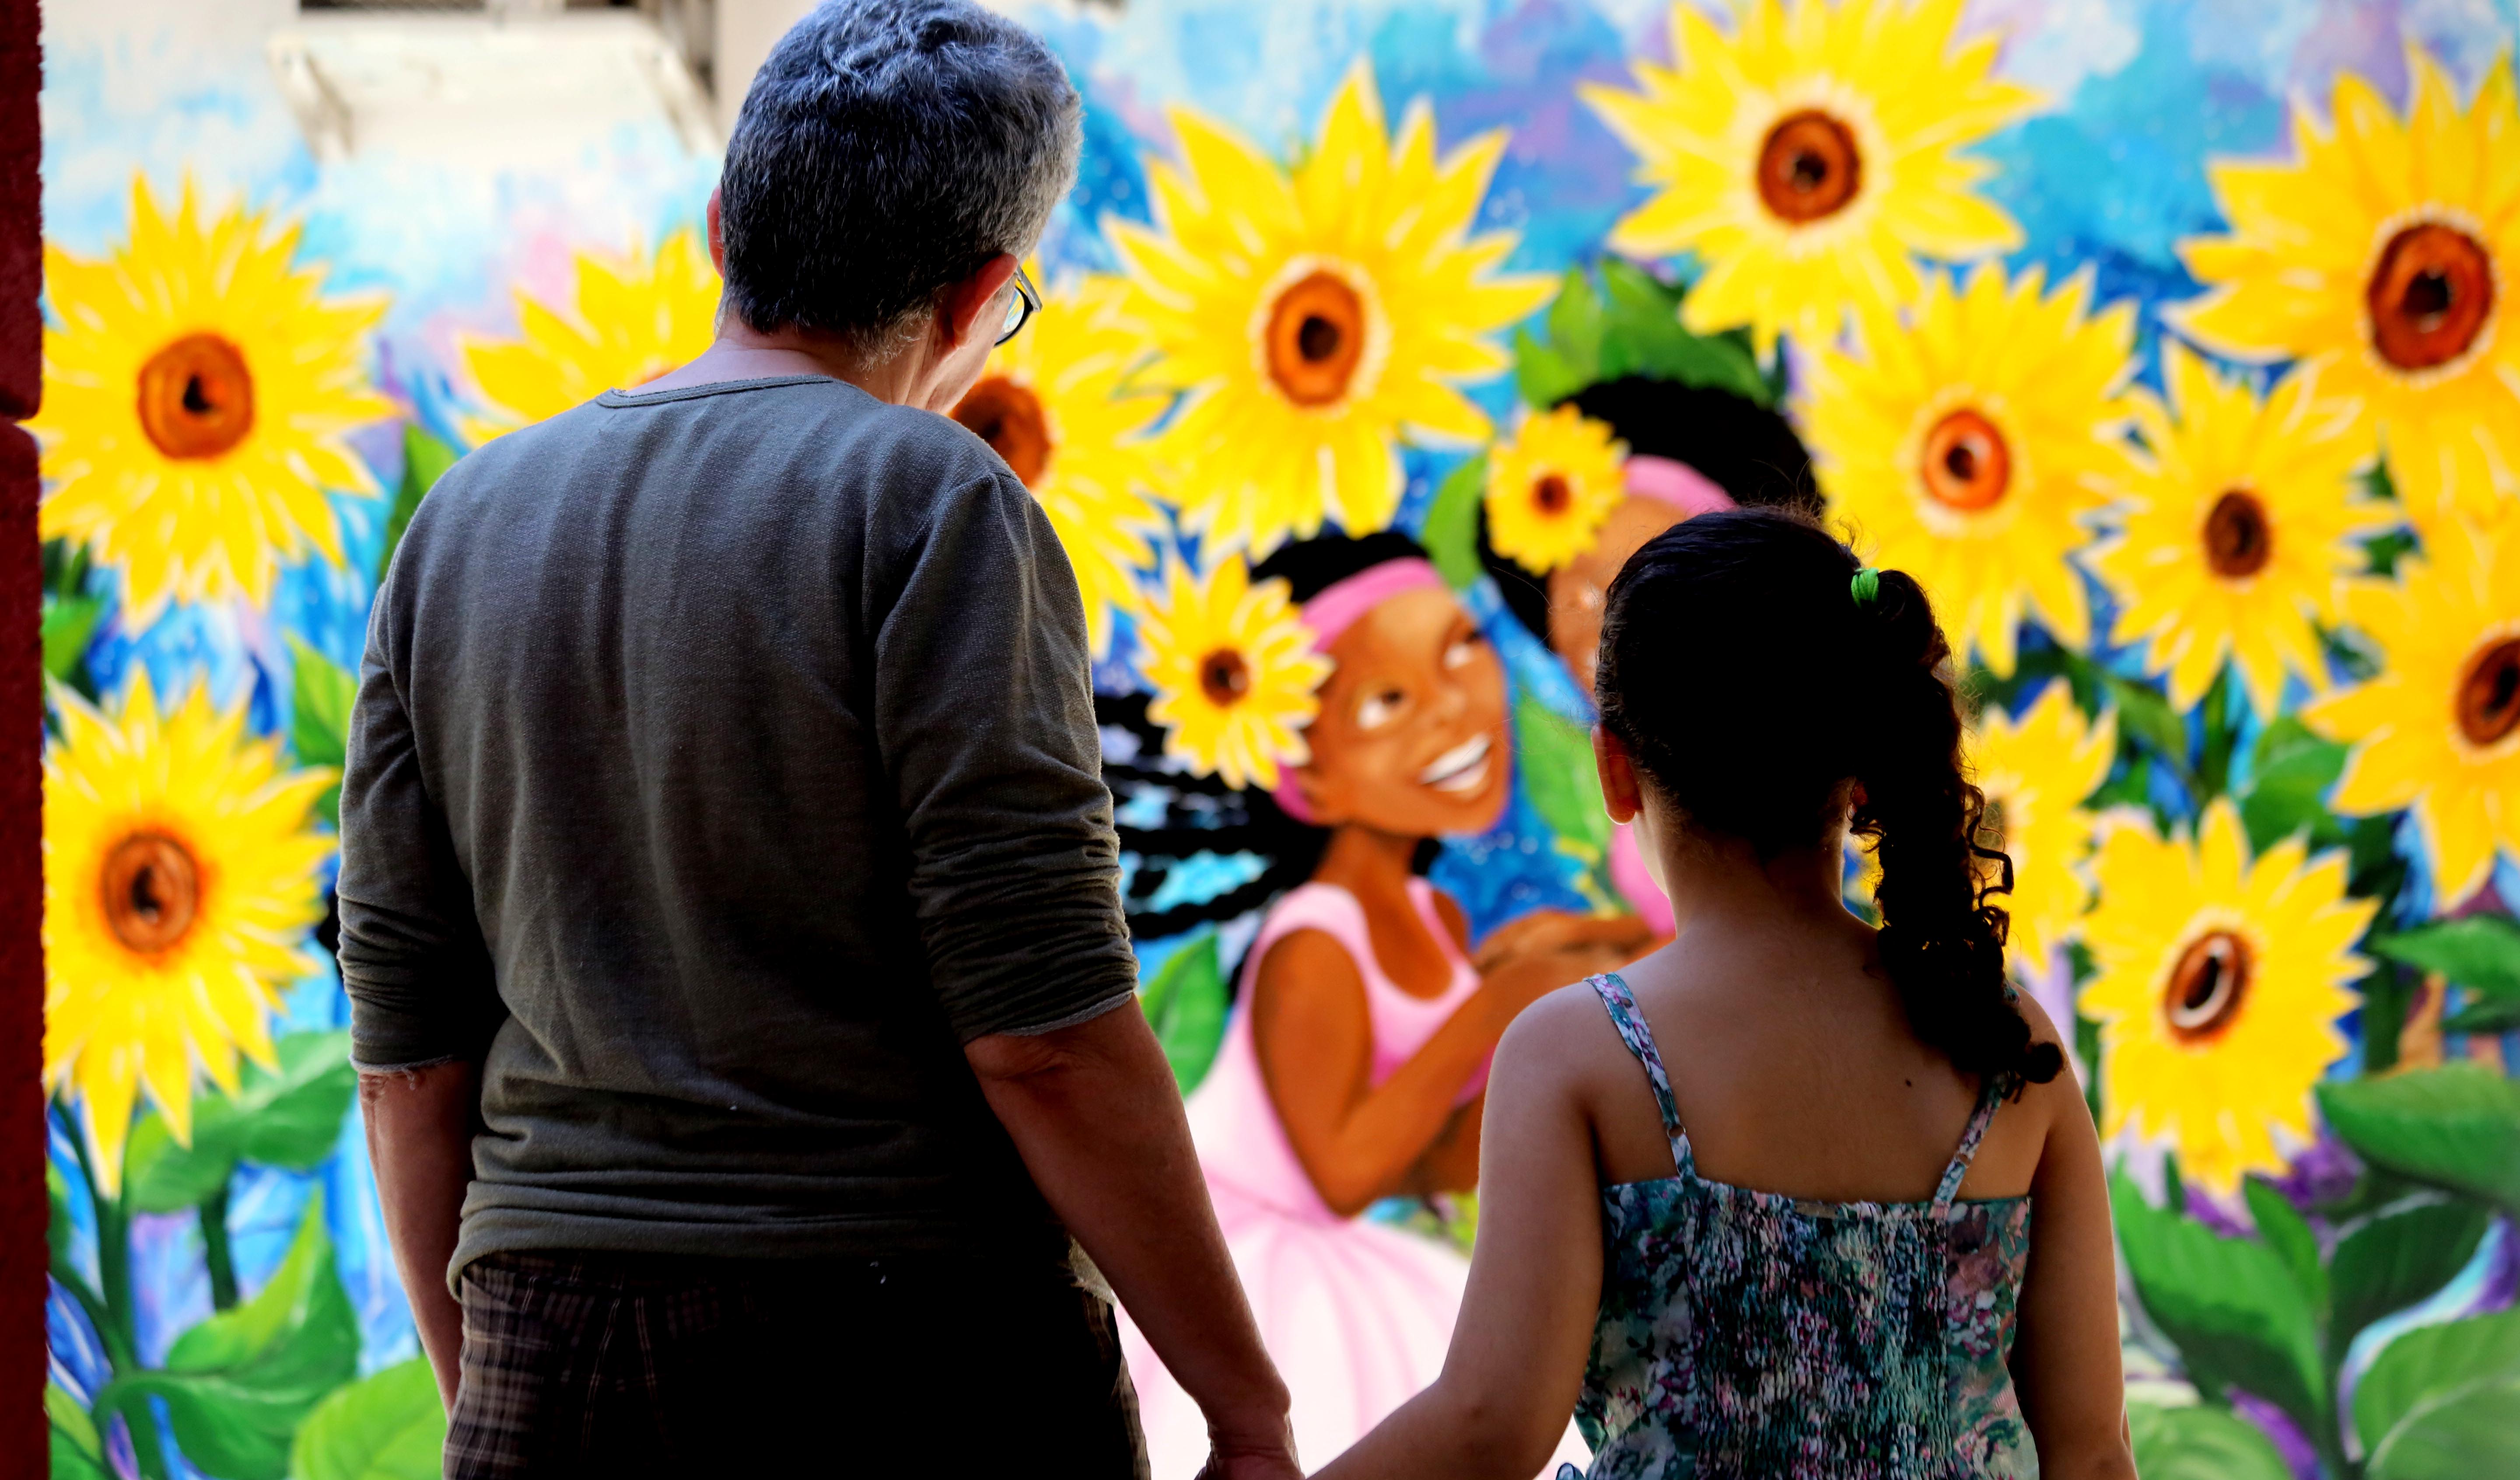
[445,1246,1148,1478]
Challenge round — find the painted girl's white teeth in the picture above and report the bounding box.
[1420,733,1493,793]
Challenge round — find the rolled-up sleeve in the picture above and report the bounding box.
[336,572,501,1071]
[875,471,1139,1041]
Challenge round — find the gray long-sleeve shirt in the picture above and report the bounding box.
[337,375,1138,1278]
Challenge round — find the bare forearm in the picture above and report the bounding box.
[360,1059,480,1410]
[967,1004,1290,1455]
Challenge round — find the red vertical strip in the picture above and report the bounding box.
[0,0,42,1474]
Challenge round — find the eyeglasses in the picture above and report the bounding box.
[995,264,1042,346]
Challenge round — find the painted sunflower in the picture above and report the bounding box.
[2081,800,2374,1197]
[462,229,721,443]
[1485,406,1628,573]
[1967,681,2114,975]
[952,273,1166,658]
[2089,346,2388,716]
[2174,50,2520,534]
[43,673,336,1194]
[1136,555,1331,790]
[31,176,388,628]
[1109,63,1550,559]
[1582,0,2038,356]
[1803,264,2137,676]
[2306,517,2520,906]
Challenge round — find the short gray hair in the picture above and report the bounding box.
[718,0,1082,355]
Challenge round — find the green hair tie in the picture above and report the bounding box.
[1851,567,1881,607]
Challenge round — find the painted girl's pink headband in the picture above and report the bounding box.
[1624,454,1736,518]
[1270,557,1447,824]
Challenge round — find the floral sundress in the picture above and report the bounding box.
[1564,973,2038,1480]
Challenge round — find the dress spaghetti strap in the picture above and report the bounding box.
[1586,973,1693,1178]
[1930,1075,2015,1213]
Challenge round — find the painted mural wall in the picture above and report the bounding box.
[37,1,2520,1477]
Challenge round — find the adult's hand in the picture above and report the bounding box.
[1195,1434,1305,1480]
[966,1002,1292,1465]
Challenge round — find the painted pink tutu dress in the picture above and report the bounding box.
[1118,879,1584,1475]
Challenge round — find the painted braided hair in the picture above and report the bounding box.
[1480,376,1822,647]
[1106,531,1441,953]
[1595,506,2063,1089]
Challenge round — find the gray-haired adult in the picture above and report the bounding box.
[340,3,1296,1474]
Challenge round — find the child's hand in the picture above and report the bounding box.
[1474,909,1657,975]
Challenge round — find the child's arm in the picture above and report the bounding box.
[2008,997,2139,1480]
[1312,989,1607,1480]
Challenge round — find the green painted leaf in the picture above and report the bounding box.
[2238,716,2349,854]
[1543,266,1606,387]
[50,1427,109,1480]
[1596,258,1769,403]
[2367,1380,2520,1480]
[287,637,357,824]
[2125,1402,2294,1480]
[1513,692,1610,857]
[41,593,108,683]
[292,1358,446,1480]
[47,1381,102,1465]
[1142,932,1228,1095]
[125,1032,356,1214]
[2372,917,2520,1033]
[2111,1171,2325,1430]
[1511,328,1585,409]
[104,1193,360,1480]
[2241,1177,2324,1314]
[2372,916,2520,996]
[2317,1065,2520,1213]
[2327,1196,2492,1367]
[1422,454,1489,593]
[2103,672,2188,774]
[2353,1309,2520,1455]
[378,423,459,586]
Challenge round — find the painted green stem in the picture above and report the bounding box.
[199,1179,237,1311]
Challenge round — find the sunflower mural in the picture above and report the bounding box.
[952,272,1168,657]
[1802,264,2138,676]
[1582,0,2040,355]
[1109,64,1550,558]
[39,5,2520,1479]
[459,229,722,443]
[32,176,390,629]
[2174,50,2520,535]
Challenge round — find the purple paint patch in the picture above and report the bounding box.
[2227,1389,2323,1480]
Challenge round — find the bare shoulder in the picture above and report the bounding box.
[1493,980,1631,1094]
[2002,989,2085,1144]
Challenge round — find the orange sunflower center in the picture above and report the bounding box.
[2366,223,2496,371]
[1199,648,1253,709]
[1757,111,1862,224]
[2165,930,2250,1043]
[2203,489,2274,578]
[2457,636,2520,748]
[1532,473,1573,517]
[1265,271,1367,408]
[136,333,256,461]
[1920,408,2009,511]
[100,831,201,955]
[951,375,1052,488]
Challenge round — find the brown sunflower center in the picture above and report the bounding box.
[2457,636,2520,748]
[2203,489,2274,578]
[1920,408,2009,511]
[2165,930,2251,1043]
[1199,648,1252,708]
[1757,110,1862,224]
[136,333,256,461]
[101,832,201,955]
[950,375,1052,488]
[2366,223,2496,371]
[1265,271,1367,408]
[1533,474,1572,516]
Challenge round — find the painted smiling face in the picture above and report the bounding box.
[1293,583,1511,837]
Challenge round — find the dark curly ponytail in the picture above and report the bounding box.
[1596,506,2062,1090]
